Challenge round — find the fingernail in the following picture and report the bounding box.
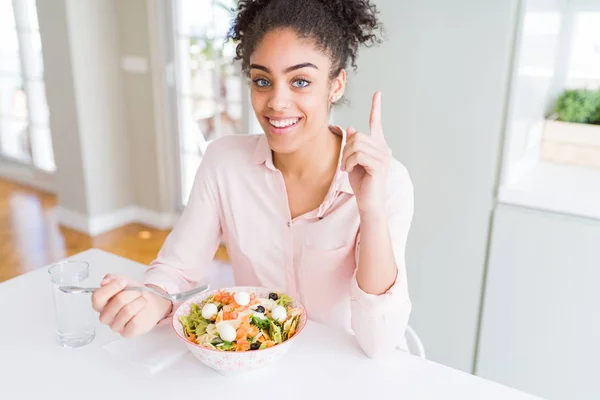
[118,279,128,287]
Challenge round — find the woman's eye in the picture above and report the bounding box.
[292,79,310,88]
[253,78,270,88]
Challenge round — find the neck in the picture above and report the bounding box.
[273,126,341,181]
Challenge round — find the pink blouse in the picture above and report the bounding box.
[144,125,414,358]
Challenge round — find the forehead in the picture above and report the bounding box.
[250,28,331,73]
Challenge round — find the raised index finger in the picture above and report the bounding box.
[369,91,384,141]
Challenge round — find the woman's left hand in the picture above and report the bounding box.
[341,91,391,216]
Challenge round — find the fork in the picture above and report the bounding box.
[58,283,211,302]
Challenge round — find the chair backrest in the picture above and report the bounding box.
[405,325,426,359]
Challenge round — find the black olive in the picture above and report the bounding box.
[211,337,224,345]
[268,293,278,301]
[250,342,261,350]
[255,305,265,313]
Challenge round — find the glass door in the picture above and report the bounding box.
[0,0,55,174]
[167,0,262,207]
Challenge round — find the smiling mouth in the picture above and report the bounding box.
[267,117,301,128]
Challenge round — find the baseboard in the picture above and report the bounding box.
[55,205,180,236]
[0,162,55,193]
[133,207,180,230]
[55,206,93,234]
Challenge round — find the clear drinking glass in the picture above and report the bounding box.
[48,261,96,348]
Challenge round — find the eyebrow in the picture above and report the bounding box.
[249,62,319,74]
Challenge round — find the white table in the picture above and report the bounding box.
[0,249,544,399]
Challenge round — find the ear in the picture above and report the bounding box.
[328,68,346,103]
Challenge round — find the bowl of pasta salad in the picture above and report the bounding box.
[172,286,307,375]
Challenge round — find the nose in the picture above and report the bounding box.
[267,86,291,111]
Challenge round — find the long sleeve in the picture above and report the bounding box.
[349,161,414,358]
[144,142,223,297]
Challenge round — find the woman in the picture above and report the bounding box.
[92,0,414,358]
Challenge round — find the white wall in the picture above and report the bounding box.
[66,0,133,216]
[476,204,600,400]
[334,0,520,372]
[37,0,88,215]
[115,0,170,213]
[38,0,134,219]
[37,0,177,234]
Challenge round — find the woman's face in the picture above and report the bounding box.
[249,28,345,154]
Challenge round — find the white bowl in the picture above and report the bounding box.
[172,286,307,375]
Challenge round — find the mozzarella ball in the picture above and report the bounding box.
[271,305,287,323]
[201,303,218,320]
[233,291,250,306]
[217,323,236,342]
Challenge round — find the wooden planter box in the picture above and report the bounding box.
[541,116,600,169]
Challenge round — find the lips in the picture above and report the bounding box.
[264,116,303,135]
[267,117,300,128]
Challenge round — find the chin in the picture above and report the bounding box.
[261,117,305,153]
[264,134,300,155]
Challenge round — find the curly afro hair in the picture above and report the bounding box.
[227,0,384,79]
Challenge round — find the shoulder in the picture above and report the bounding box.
[201,134,263,169]
[203,134,261,158]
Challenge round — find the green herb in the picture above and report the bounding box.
[251,315,270,331]
[219,341,236,351]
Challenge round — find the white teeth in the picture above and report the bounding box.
[269,118,299,128]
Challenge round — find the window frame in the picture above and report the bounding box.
[0,0,55,192]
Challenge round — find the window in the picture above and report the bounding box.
[169,0,260,206]
[565,12,600,89]
[0,0,55,172]
[498,0,600,221]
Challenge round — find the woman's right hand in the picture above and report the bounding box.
[91,274,173,338]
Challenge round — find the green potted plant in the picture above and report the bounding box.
[541,88,600,169]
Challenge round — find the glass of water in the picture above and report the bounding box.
[48,260,96,348]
